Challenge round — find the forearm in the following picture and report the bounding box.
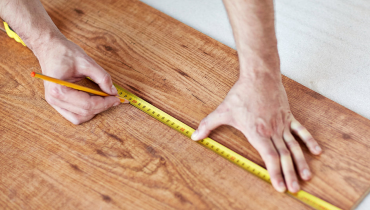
[0,0,64,57]
[223,0,280,79]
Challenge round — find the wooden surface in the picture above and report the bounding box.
[1,0,370,209]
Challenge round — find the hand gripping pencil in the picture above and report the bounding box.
[31,72,129,103]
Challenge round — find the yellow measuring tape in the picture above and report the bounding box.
[2,21,340,210]
[3,22,26,46]
[114,84,341,210]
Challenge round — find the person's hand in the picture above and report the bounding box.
[191,72,322,193]
[35,38,121,124]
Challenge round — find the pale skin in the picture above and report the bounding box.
[191,0,322,193]
[0,0,121,125]
[0,0,322,193]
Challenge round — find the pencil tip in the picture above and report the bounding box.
[118,97,130,104]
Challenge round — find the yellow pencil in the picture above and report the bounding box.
[31,72,129,103]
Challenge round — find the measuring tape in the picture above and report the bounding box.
[3,22,26,46]
[114,84,341,210]
[2,21,340,210]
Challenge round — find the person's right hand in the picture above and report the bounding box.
[36,37,121,124]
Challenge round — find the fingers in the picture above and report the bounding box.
[80,62,118,96]
[253,137,286,193]
[283,128,312,181]
[249,117,320,193]
[45,82,121,120]
[51,105,95,125]
[191,106,231,141]
[291,118,322,155]
[271,135,300,193]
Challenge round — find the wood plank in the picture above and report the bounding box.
[1,0,370,209]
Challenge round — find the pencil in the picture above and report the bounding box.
[31,72,129,104]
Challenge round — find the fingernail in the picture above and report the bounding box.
[303,169,311,179]
[315,146,322,153]
[292,181,299,192]
[113,102,120,107]
[111,85,118,95]
[191,130,199,141]
[278,182,286,192]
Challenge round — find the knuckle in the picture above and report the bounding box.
[103,102,109,110]
[78,109,90,117]
[290,120,301,130]
[295,125,306,133]
[281,167,297,180]
[285,110,292,116]
[265,151,279,161]
[269,169,282,178]
[279,148,291,157]
[81,57,94,68]
[102,72,111,84]
[90,100,98,109]
[286,174,297,183]
[256,121,273,138]
[305,137,316,145]
[286,169,296,177]
[200,118,208,129]
[286,140,300,150]
[82,102,92,110]
[49,87,63,99]
[105,99,114,109]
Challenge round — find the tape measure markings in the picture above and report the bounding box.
[113,83,341,210]
[2,20,341,210]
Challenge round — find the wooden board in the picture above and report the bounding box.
[1,0,370,209]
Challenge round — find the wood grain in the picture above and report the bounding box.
[1,0,370,209]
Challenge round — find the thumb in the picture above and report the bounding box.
[83,63,118,96]
[191,108,229,141]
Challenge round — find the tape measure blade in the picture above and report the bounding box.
[113,83,340,210]
[114,84,194,137]
[290,191,342,210]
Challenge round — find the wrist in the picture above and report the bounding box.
[30,30,66,59]
[238,71,281,87]
[238,49,281,81]
[238,62,282,87]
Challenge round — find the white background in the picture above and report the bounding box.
[140,0,370,209]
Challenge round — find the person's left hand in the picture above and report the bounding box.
[191,74,322,193]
